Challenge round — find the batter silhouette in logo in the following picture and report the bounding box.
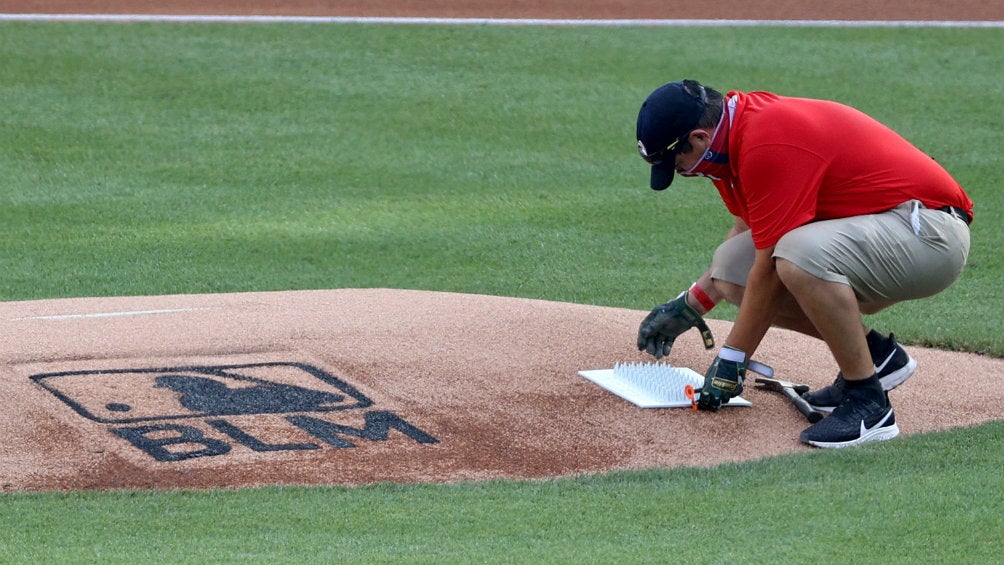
[30,362,372,424]
[154,375,347,415]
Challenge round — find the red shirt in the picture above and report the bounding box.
[714,91,974,249]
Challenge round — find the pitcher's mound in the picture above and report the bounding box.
[2,288,1001,491]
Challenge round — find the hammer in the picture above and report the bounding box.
[754,377,824,423]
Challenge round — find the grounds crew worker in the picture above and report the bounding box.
[634,80,972,448]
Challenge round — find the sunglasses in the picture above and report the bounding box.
[637,137,683,166]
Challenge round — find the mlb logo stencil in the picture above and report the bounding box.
[31,362,373,423]
[32,362,438,462]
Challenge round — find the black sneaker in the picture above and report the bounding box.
[803,333,917,412]
[799,391,899,448]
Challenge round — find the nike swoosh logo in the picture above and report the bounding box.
[859,409,894,435]
[874,349,897,374]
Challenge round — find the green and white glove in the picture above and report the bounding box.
[637,291,715,360]
[697,346,747,411]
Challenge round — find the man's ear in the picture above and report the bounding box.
[687,129,712,149]
[690,129,711,143]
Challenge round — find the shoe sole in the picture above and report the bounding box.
[878,356,917,390]
[803,422,900,448]
[809,354,917,414]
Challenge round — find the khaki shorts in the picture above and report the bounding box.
[710,200,971,304]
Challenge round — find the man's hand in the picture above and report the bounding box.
[697,346,747,411]
[637,291,714,359]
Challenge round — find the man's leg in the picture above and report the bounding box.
[768,202,971,448]
[709,215,940,402]
[773,260,872,380]
[713,278,825,339]
[773,256,899,448]
[711,230,853,340]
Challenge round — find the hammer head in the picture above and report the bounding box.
[754,377,810,395]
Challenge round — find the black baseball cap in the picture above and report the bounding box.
[636,80,708,190]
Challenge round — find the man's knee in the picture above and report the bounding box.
[710,230,755,294]
[775,258,808,287]
[776,258,892,314]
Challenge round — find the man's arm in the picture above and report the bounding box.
[728,216,751,238]
[723,244,785,357]
[695,242,785,411]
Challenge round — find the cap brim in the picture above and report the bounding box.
[650,163,675,191]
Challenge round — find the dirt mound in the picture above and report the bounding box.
[2,289,1001,491]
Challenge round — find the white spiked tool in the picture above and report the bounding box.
[579,362,752,409]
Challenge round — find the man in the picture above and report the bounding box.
[634,80,972,448]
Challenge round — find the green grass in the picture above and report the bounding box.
[2,422,1001,564]
[0,21,1001,564]
[1,23,1001,353]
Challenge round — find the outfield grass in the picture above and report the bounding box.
[2,422,1001,564]
[0,22,1001,564]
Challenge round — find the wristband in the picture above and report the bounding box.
[688,283,716,312]
[718,345,746,363]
